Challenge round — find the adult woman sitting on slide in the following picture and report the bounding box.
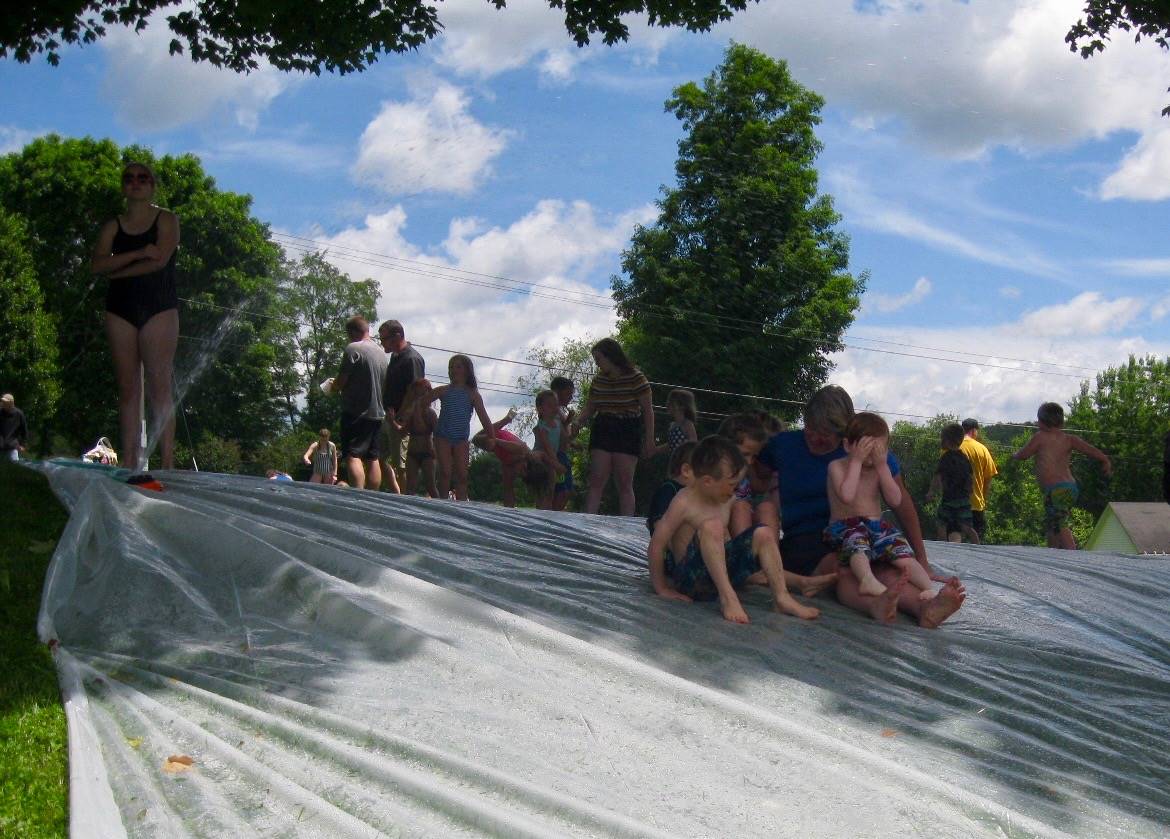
[758,385,966,627]
[91,162,180,471]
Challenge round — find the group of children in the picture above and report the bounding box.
[645,400,1113,626]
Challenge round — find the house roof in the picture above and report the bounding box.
[1102,502,1170,554]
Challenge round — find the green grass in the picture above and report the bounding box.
[0,462,69,838]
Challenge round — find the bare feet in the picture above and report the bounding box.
[798,571,838,599]
[918,587,938,602]
[775,593,820,620]
[721,599,751,624]
[868,572,906,623]
[744,570,767,587]
[918,578,966,629]
[858,573,887,597]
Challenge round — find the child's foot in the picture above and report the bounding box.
[868,572,906,623]
[918,587,938,602]
[919,579,966,629]
[798,571,838,598]
[744,571,767,586]
[775,594,820,620]
[720,599,750,624]
[858,574,887,597]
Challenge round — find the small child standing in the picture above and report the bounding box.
[660,389,699,457]
[648,436,820,623]
[550,376,578,511]
[533,390,568,507]
[1013,401,1112,549]
[826,412,937,601]
[400,379,440,498]
[429,355,494,501]
[926,423,981,544]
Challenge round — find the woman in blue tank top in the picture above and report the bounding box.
[90,162,181,471]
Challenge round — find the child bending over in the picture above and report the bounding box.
[926,423,980,544]
[827,412,937,601]
[1013,401,1111,549]
[472,407,555,508]
[648,436,820,624]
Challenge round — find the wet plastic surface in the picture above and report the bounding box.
[35,463,1170,837]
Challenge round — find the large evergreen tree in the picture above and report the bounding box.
[613,43,863,417]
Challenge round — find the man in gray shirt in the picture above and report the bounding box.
[329,315,388,489]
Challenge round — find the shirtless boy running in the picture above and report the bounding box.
[1013,401,1112,549]
[648,436,823,624]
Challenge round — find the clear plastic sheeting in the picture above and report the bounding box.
[34,463,1170,838]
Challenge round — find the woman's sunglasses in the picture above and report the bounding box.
[122,173,153,184]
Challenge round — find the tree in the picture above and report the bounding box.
[0,135,288,459]
[1067,1,1170,116]
[2,0,760,75]
[0,208,60,436]
[272,252,379,429]
[1065,355,1170,515]
[612,43,863,419]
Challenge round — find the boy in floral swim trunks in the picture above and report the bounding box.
[648,436,821,624]
[826,412,938,602]
[1013,402,1112,549]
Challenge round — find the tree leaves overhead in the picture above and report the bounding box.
[613,43,862,418]
[1066,1,1170,116]
[2,0,758,74]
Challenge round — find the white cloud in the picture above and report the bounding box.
[0,125,41,154]
[432,0,675,81]
[1100,124,1170,201]
[196,136,347,174]
[868,276,932,313]
[829,170,1062,277]
[830,323,1170,426]
[1017,291,1144,337]
[295,198,655,419]
[718,0,1170,197]
[999,286,1022,299]
[100,12,293,131]
[352,80,512,196]
[1100,256,1170,277]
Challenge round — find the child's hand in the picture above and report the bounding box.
[871,437,889,462]
[850,436,875,461]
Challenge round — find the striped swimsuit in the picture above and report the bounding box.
[435,386,475,442]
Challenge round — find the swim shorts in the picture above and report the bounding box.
[824,517,915,567]
[936,499,974,534]
[1043,481,1079,534]
[664,525,761,601]
[340,413,383,461]
[555,450,573,493]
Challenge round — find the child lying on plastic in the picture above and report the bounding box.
[648,435,822,624]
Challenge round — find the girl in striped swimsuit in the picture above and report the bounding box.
[428,354,494,500]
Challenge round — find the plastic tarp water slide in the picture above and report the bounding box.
[33,462,1170,838]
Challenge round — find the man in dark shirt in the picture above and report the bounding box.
[1,393,28,461]
[378,319,426,493]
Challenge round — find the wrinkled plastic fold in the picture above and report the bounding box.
[34,463,1170,837]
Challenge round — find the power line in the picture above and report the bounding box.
[273,233,1102,376]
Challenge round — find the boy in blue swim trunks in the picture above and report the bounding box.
[1013,401,1112,549]
[648,436,820,623]
[827,412,938,603]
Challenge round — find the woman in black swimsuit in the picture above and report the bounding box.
[90,162,180,470]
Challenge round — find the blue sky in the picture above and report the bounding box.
[3,0,1169,427]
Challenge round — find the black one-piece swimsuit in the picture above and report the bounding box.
[105,212,178,328]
